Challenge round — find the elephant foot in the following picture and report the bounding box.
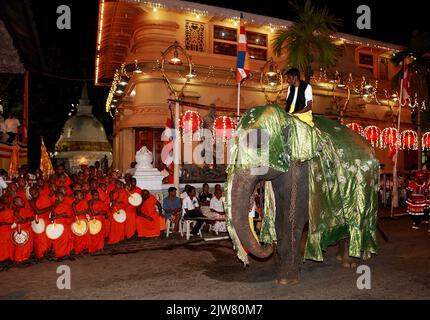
[341,257,358,268]
[275,277,300,285]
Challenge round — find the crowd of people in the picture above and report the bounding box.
[380,171,430,231]
[0,162,229,269]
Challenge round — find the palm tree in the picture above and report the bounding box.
[272,0,341,83]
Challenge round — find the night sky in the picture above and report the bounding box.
[13,0,430,169]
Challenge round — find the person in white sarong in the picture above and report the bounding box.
[208,189,226,233]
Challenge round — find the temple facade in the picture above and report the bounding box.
[95,0,419,181]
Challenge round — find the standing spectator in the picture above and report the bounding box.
[5,113,20,144]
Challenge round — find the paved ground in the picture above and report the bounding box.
[0,208,429,300]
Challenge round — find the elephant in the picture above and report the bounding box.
[225,105,379,285]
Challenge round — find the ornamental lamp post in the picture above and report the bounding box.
[260,57,283,104]
[160,41,194,191]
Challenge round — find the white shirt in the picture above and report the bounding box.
[125,168,136,176]
[0,176,7,196]
[183,196,199,215]
[286,84,313,112]
[210,197,224,213]
[180,191,188,199]
[5,118,20,133]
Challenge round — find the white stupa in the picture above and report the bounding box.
[55,82,112,172]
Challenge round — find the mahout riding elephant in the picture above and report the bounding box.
[225,105,379,285]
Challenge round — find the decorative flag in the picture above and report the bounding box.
[8,143,19,179]
[401,57,412,104]
[40,137,54,177]
[236,13,250,84]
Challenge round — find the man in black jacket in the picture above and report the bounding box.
[285,68,314,127]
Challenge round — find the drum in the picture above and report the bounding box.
[46,222,64,240]
[71,219,88,236]
[31,216,46,234]
[88,219,102,235]
[12,225,29,246]
[25,186,32,200]
[113,209,127,223]
[128,192,142,207]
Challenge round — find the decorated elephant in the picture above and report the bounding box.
[225,104,379,285]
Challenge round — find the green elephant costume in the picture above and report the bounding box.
[225,104,379,265]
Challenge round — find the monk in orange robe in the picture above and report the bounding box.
[97,183,110,237]
[51,192,74,260]
[29,187,53,260]
[12,196,34,263]
[136,190,162,238]
[124,179,141,239]
[16,177,31,210]
[71,190,90,255]
[88,189,108,253]
[0,199,14,262]
[108,180,127,245]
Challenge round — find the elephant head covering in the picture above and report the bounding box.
[225,104,379,264]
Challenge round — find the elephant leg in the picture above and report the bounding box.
[338,238,358,268]
[273,162,309,285]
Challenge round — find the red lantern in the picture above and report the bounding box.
[363,126,381,148]
[213,116,235,141]
[179,110,202,133]
[422,132,430,150]
[380,127,398,149]
[401,130,418,150]
[346,123,364,136]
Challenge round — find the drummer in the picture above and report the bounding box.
[12,196,34,264]
[88,189,108,253]
[29,187,53,261]
[51,192,74,261]
[0,198,14,264]
[124,178,141,240]
[71,190,90,255]
[406,171,427,230]
[108,180,127,245]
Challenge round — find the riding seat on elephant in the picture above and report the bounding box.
[225,104,379,285]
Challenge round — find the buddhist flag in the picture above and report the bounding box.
[401,57,412,104]
[8,143,19,179]
[40,137,54,177]
[236,13,250,84]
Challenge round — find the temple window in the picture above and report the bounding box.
[185,20,205,52]
[213,25,237,56]
[357,52,374,74]
[246,31,267,61]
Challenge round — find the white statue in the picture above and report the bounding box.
[135,146,153,169]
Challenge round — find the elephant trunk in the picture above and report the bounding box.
[230,169,274,259]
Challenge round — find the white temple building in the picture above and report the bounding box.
[55,83,112,172]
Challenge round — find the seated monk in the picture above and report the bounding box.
[12,196,34,264]
[88,189,109,253]
[51,192,74,261]
[0,199,14,263]
[71,190,90,255]
[136,190,162,239]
